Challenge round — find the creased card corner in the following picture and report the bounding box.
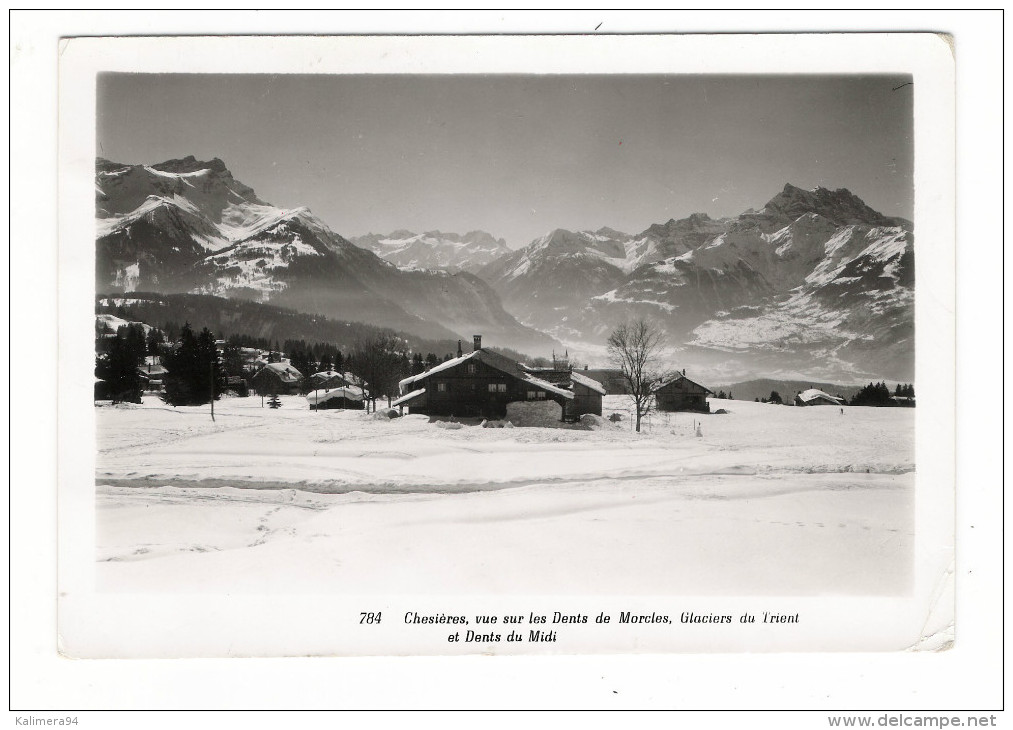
[907,559,954,652]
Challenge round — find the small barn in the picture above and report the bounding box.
[653,374,713,413]
[306,385,365,410]
[252,362,304,395]
[794,389,845,407]
[565,371,605,418]
[395,336,574,419]
[519,365,605,420]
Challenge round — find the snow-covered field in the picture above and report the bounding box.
[96,395,914,595]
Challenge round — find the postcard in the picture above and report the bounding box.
[56,33,955,659]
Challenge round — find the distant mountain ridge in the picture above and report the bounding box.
[350,229,510,274]
[94,156,913,380]
[94,157,557,355]
[476,184,914,381]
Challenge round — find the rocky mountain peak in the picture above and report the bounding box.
[760,183,903,229]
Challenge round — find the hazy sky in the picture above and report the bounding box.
[98,74,913,248]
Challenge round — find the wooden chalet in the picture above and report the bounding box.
[794,389,844,407]
[306,385,365,410]
[251,361,304,395]
[307,370,349,393]
[518,363,606,420]
[653,372,714,413]
[394,335,589,420]
[568,371,606,418]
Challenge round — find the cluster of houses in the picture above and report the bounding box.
[391,335,716,421]
[102,317,722,421]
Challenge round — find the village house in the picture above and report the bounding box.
[306,370,349,393]
[794,389,845,407]
[653,372,714,413]
[568,371,606,417]
[136,359,168,392]
[306,385,365,410]
[889,395,916,408]
[393,336,602,421]
[518,361,606,420]
[251,361,304,395]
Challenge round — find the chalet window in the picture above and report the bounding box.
[488,383,507,393]
[536,391,546,400]
[437,382,447,392]
[467,364,476,374]
[527,391,536,400]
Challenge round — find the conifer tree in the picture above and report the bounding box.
[162,323,224,406]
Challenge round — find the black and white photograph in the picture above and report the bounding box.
[42,29,968,676]
[89,70,919,600]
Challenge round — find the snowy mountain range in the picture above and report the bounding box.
[477,184,914,381]
[95,157,556,353]
[94,156,913,379]
[350,229,510,274]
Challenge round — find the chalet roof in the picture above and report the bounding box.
[391,387,426,407]
[796,388,843,404]
[305,386,364,405]
[398,349,574,399]
[311,370,344,379]
[308,370,348,387]
[519,372,574,400]
[257,362,303,383]
[399,351,479,391]
[652,374,714,394]
[570,371,607,395]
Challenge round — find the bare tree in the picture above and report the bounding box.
[606,319,672,433]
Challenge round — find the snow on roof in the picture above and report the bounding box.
[398,349,574,399]
[399,351,479,391]
[309,370,347,385]
[519,373,574,400]
[391,388,426,407]
[305,386,364,405]
[570,371,607,395]
[259,362,303,383]
[797,389,843,404]
[311,370,343,379]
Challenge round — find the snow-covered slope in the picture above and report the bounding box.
[95,157,557,354]
[350,229,510,274]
